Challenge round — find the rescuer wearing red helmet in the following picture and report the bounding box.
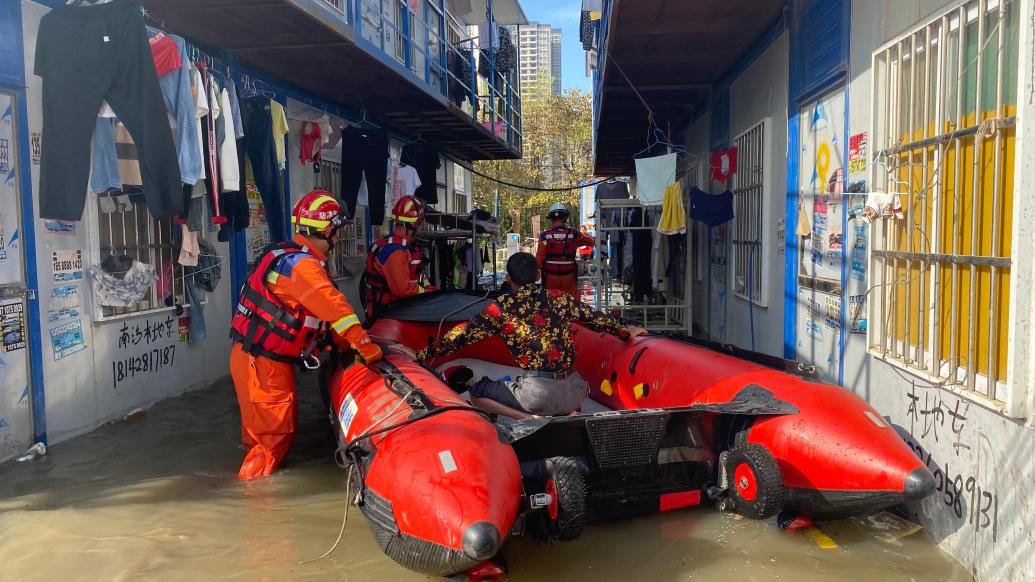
[363,195,436,317]
[229,190,381,480]
[536,202,595,300]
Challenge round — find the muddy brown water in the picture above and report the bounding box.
[0,373,972,582]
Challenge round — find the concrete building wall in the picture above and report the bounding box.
[13,1,234,452]
[840,1,1035,579]
[690,1,1035,578]
[714,32,790,357]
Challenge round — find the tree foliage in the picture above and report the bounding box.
[473,74,594,236]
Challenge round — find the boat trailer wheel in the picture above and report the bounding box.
[543,457,586,542]
[725,444,785,520]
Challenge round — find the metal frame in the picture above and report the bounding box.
[593,198,692,334]
[730,118,769,307]
[870,0,1017,409]
[86,195,194,322]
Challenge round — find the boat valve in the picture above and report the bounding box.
[529,492,554,510]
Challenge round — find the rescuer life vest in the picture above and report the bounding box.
[540,226,579,275]
[364,236,425,313]
[230,242,325,363]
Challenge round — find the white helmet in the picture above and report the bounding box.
[547,202,570,222]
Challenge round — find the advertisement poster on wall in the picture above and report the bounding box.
[50,319,86,361]
[1,299,26,352]
[47,285,81,323]
[51,249,84,283]
[0,95,22,286]
[245,184,271,265]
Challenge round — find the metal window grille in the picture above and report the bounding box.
[93,196,188,320]
[317,160,365,277]
[731,120,767,305]
[452,191,469,213]
[870,0,1018,403]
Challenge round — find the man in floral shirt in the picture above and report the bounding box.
[417,252,645,420]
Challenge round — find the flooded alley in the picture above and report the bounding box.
[0,378,971,582]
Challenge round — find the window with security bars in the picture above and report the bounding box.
[317,160,366,278]
[730,120,767,306]
[870,0,1018,404]
[93,196,188,320]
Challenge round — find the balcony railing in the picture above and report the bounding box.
[316,0,522,152]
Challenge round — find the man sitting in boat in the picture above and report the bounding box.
[417,252,646,420]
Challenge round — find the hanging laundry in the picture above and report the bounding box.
[219,88,241,192]
[634,153,676,206]
[178,224,201,267]
[35,0,182,221]
[151,32,202,187]
[89,259,158,308]
[658,182,687,235]
[191,64,209,181]
[390,162,422,208]
[299,121,323,168]
[689,187,735,227]
[270,100,290,172]
[711,146,738,182]
[401,143,441,204]
[857,192,904,223]
[196,63,227,225]
[148,32,181,77]
[341,126,390,224]
[242,98,287,242]
[156,260,174,306]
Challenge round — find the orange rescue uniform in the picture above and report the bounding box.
[365,234,435,317]
[230,234,372,479]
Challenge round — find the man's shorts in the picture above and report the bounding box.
[470,372,589,416]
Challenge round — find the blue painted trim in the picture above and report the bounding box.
[5,2,47,444]
[783,0,802,361]
[836,0,852,386]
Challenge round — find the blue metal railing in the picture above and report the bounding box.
[316,0,522,152]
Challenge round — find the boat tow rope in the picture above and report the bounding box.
[299,463,355,565]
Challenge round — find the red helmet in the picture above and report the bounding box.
[292,190,346,237]
[391,195,426,229]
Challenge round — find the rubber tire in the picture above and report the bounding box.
[545,457,586,541]
[726,443,785,520]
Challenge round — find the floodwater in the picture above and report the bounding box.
[0,373,972,582]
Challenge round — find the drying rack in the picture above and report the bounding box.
[417,209,500,292]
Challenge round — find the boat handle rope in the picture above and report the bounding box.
[628,347,648,374]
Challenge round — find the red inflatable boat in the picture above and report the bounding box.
[324,291,936,576]
[365,291,935,520]
[324,353,520,576]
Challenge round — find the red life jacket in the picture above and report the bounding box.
[230,242,325,363]
[364,236,424,314]
[540,226,579,275]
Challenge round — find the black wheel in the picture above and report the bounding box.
[726,443,784,520]
[544,457,586,541]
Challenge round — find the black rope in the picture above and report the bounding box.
[447,156,621,192]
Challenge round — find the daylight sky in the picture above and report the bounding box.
[519,0,592,93]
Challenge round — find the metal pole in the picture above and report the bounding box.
[905,36,916,364]
[932,15,948,376]
[949,4,967,383]
[966,0,986,392]
[986,0,1007,397]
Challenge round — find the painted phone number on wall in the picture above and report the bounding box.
[112,345,176,389]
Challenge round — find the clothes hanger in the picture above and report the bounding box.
[633,126,686,159]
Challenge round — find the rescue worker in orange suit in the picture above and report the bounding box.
[363,195,436,317]
[229,190,382,480]
[536,202,594,300]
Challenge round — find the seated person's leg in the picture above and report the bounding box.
[469,377,532,420]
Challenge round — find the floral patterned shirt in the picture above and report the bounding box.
[418,284,630,372]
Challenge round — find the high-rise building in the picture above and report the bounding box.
[510,23,562,96]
